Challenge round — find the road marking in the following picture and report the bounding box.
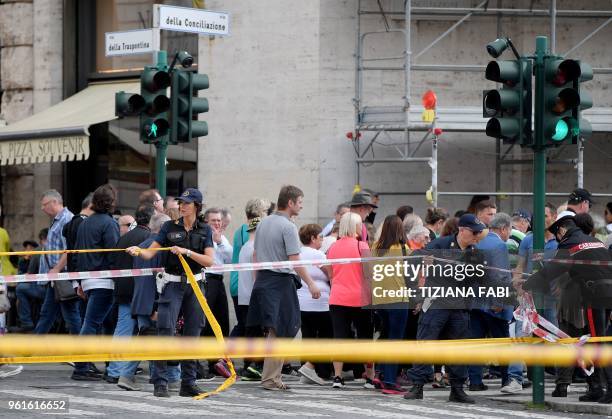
[0,389,223,416]
[382,402,499,418]
[447,403,569,419]
[92,390,327,417]
[263,398,438,418]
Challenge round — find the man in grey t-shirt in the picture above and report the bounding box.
[247,185,320,391]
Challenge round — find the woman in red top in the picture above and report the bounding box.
[327,212,374,389]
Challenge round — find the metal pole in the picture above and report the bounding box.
[404,0,411,155]
[431,136,438,207]
[532,35,548,407]
[154,50,168,197]
[577,137,584,188]
[355,0,362,187]
[550,0,557,54]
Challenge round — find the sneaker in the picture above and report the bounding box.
[89,364,103,375]
[468,383,488,391]
[298,365,325,386]
[168,381,180,392]
[332,376,345,389]
[117,376,142,391]
[197,371,216,381]
[380,382,407,395]
[372,377,383,389]
[135,367,144,375]
[0,364,22,378]
[363,378,376,389]
[214,360,232,378]
[262,382,291,391]
[71,371,102,381]
[500,379,523,394]
[241,368,262,382]
[282,364,299,377]
[154,384,170,398]
[103,373,119,384]
[247,365,263,379]
[179,384,204,397]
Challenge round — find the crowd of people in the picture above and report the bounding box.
[1,183,612,404]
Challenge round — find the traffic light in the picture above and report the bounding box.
[115,92,145,117]
[140,66,171,144]
[483,59,532,145]
[170,70,209,144]
[542,59,593,145]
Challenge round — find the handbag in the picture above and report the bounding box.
[45,254,79,301]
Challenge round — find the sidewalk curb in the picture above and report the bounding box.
[488,396,612,415]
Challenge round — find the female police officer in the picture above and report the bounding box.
[127,188,214,398]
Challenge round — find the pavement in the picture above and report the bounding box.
[0,364,609,418]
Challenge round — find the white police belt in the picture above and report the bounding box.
[156,272,203,294]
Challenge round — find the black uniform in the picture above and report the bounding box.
[526,226,612,398]
[151,218,214,387]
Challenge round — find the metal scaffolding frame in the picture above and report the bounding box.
[353,0,612,207]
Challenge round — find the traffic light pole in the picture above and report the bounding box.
[154,50,169,197]
[531,35,548,407]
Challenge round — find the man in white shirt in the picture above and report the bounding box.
[201,207,233,377]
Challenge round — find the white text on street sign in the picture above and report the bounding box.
[105,29,154,57]
[155,4,230,36]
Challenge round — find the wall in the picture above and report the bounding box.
[0,0,63,247]
[201,0,612,233]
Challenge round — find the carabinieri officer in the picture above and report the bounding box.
[127,187,214,398]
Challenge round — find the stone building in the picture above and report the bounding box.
[1,0,612,249]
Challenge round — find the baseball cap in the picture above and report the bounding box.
[512,208,532,224]
[175,188,203,204]
[568,188,594,205]
[349,191,378,208]
[458,214,486,233]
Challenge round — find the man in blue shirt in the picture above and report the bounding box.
[34,190,81,336]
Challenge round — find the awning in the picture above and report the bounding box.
[0,80,139,165]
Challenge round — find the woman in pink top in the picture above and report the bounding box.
[327,212,374,389]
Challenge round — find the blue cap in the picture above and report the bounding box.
[176,188,203,204]
[458,214,486,233]
[512,208,532,224]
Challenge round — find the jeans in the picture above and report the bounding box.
[378,308,409,385]
[407,309,469,386]
[507,320,525,384]
[34,285,82,335]
[74,288,114,374]
[15,283,46,328]
[120,315,180,381]
[106,304,137,378]
[467,310,509,385]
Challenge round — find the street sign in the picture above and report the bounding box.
[105,29,154,57]
[155,4,230,36]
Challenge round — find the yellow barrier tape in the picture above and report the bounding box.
[1,336,612,366]
[177,254,237,399]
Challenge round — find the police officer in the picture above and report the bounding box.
[127,188,214,398]
[404,214,486,403]
[523,212,612,403]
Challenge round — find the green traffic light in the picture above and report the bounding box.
[552,119,568,141]
[149,122,158,138]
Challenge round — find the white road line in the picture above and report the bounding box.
[447,403,569,419]
[0,389,223,416]
[93,390,328,417]
[0,390,104,417]
[381,402,498,419]
[263,398,438,418]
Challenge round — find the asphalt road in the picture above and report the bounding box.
[0,364,606,418]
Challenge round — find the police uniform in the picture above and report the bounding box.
[152,214,214,388]
[526,214,612,401]
[405,214,485,403]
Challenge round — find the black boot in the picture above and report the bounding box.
[598,367,612,404]
[580,371,605,402]
[551,383,568,397]
[403,384,424,400]
[449,386,475,404]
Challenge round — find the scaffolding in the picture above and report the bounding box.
[352,0,612,207]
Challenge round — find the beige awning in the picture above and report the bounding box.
[0,80,140,165]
